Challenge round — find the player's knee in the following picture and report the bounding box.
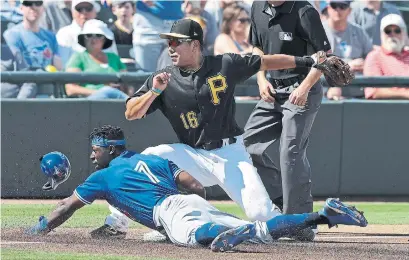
[245,199,279,222]
[142,144,174,157]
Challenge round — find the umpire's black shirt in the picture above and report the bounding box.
[130,54,261,148]
[250,1,331,80]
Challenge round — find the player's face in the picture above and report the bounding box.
[167,38,196,67]
[90,145,112,170]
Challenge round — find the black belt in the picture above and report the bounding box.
[200,137,237,151]
[270,75,306,88]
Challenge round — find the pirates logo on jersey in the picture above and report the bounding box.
[206,73,228,105]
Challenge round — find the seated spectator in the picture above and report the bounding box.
[349,0,402,46]
[205,0,250,31]
[182,0,218,55]
[156,15,207,70]
[1,44,37,99]
[1,0,23,42]
[322,0,373,100]
[3,0,62,71]
[110,0,135,45]
[213,3,252,56]
[363,14,409,100]
[65,19,128,100]
[56,0,118,66]
[133,0,184,72]
[40,0,72,33]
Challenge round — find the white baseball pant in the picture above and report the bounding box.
[105,136,281,231]
[153,194,272,246]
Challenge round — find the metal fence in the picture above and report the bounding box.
[2,71,409,98]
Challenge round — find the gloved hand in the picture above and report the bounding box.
[25,216,50,235]
[311,51,355,87]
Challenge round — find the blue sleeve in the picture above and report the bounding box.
[168,160,183,180]
[74,170,107,204]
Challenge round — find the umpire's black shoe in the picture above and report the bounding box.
[272,196,284,212]
[90,224,126,239]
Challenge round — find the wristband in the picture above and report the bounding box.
[150,88,162,96]
[295,56,314,68]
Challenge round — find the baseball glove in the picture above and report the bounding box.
[312,51,355,87]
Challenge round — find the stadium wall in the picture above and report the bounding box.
[2,99,409,198]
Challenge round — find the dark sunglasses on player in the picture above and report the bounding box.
[22,1,43,7]
[384,28,402,35]
[238,18,251,24]
[75,5,94,13]
[168,38,193,48]
[330,3,349,10]
[84,34,105,39]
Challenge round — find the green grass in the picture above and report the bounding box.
[1,249,171,260]
[1,202,409,229]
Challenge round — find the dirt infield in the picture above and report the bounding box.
[2,225,408,260]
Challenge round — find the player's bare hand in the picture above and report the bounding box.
[289,86,309,107]
[258,79,275,103]
[153,72,171,91]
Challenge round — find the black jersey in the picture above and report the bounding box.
[130,53,261,148]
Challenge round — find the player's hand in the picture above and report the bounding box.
[289,86,309,107]
[153,72,171,91]
[258,79,275,103]
[25,216,49,236]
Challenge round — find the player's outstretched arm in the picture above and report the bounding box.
[175,171,206,199]
[26,194,85,235]
[259,54,315,71]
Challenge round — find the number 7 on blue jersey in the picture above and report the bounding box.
[134,161,160,184]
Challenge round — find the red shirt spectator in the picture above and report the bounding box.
[363,14,409,99]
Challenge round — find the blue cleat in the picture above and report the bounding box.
[210,224,256,252]
[319,198,368,228]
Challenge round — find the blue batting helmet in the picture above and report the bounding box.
[40,151,71,191]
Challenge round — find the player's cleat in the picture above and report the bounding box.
[90,224,127,239]
[143,230,168,242]
[210,224,256,252]
[319,198,368,228]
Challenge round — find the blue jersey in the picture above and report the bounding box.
[74,151,181,229]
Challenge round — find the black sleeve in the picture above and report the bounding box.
[248,3,261,48]
[125,73,163,115]
[298,6,331,53]
[225,53,261,83]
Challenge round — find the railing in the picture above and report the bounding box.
[2,71,409,87]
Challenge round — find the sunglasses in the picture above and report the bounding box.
[84,34,105,39]
[330,3,349,10]
[75,5,93,13]
[22,1,43,7]
[168,38,193,48]
[238,18,251,24]
[384,28,402,35]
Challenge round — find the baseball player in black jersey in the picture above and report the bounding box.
[96,18,333,241]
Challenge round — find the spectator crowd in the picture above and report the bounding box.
[1,0,408,100]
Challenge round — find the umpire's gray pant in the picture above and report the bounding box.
[243,82,323,214]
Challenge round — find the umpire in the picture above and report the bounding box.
[243,0,331,238]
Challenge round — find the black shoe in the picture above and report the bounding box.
[90,224,126,239]
[272,196,284,212]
